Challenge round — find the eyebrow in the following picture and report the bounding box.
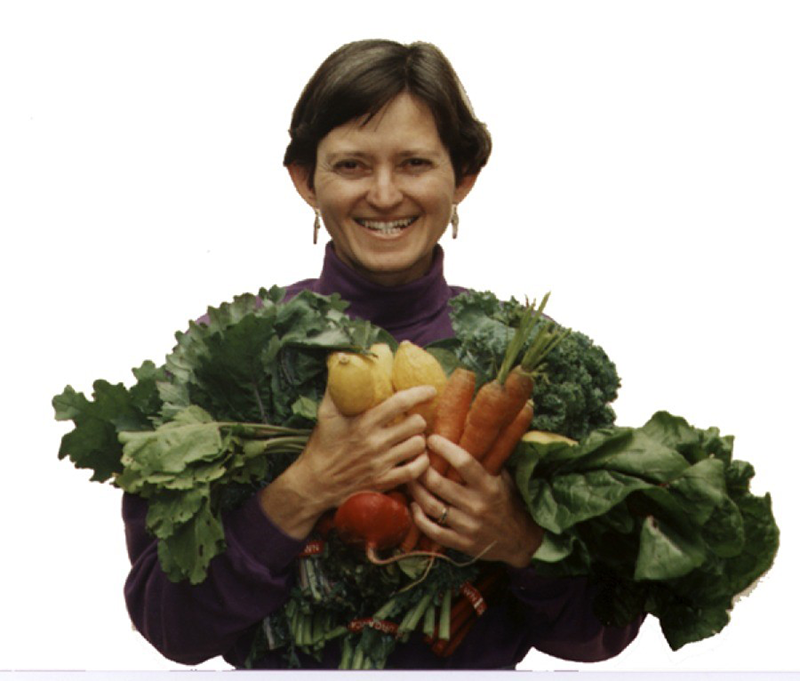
[322,148,444,162]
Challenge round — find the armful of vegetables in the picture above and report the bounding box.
[52,286,780,667]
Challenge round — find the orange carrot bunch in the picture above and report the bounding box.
[435,293,566,480]
[411,294,568,555]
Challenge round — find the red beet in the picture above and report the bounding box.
[334,491,411,560]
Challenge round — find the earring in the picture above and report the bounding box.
[450,204,459,239]
[313,209,321,245]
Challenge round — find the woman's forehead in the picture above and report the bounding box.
[319,93,445,152]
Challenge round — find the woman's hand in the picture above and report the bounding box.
[408,434,543,569]
[258,385,435,539]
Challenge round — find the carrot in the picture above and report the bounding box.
[444,368,532,483]
[399,522,421,553]
[428,368,476,474]
[481,400,535,476]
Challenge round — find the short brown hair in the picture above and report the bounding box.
[283,39,492,186]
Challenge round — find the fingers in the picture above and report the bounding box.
[426,434,491,491]
[409,497,472,554]
[375,451,430,490]
[367,385,438,427]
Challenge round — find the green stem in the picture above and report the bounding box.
[399,592,434,634]
[352,647,364,670]
[423,601,437,638]
[323,625,348,642]
[439,588,452,641]
[373,596,399,621]
[302,613,313,647]
[218,421,311,435]
[340,638,353,669]
[496,293,551,384]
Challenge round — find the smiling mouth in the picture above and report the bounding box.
[355,217,418,235]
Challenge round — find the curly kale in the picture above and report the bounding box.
[430,290,620,441]
[530,327,620,439]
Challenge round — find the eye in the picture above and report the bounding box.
[333,159,366,175]
[404,158,432,171]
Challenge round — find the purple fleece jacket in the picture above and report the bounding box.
[123,242,643,669]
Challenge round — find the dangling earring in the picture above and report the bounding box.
[450,204,459,239]
[313,209,321,245]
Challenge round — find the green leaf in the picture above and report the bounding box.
[569,430,689,484]
[118,406,225,478]
[702,497,745,558]
[291,396,320,423]
[146,487,208,540]
[667,457,727,525]
[723,492,779,597]
[531,470,652,533]
[53,378,156,482]
[635,516,707,581]
[156,496,226,584]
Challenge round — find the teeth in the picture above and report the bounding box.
[357,217,416,233]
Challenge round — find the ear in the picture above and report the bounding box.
[453,171,479,204]
[287,163,317,209]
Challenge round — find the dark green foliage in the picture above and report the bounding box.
[431,290,620,440]
[508,411,779,650]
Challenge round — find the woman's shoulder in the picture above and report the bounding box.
[281,277,319,301]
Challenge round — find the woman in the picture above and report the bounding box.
[123,39,642,669]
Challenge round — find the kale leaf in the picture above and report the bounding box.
[431,290,620,439]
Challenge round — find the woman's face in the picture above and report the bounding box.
[290,93,477,287]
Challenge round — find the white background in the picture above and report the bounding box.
[1,0,798,673]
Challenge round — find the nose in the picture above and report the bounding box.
[366,167,403,210]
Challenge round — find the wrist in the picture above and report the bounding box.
[505,518,543,569]
[257,460,332,540]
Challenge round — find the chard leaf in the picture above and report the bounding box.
[723,492,779,597]
[701,496,745,558]
[648,583,733,651]
[642,411,734,466]
[533,532,579,563]
[635,515,707,581]
[569,430,689,484]
[667,457,727,525]
[530,470,651,533]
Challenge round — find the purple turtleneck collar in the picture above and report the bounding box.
[282,242,466,346]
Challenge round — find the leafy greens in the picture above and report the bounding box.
[52,286,778,661]
[508,411,779,650]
